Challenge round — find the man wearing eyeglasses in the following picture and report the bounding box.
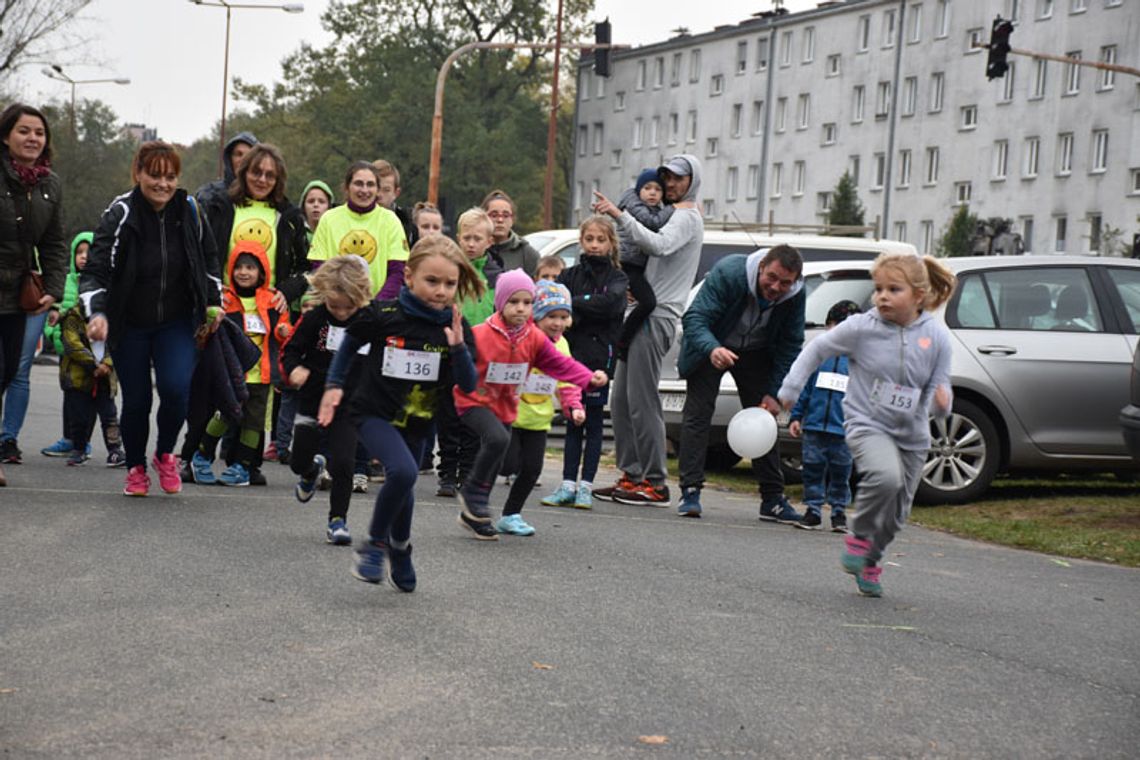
[481,189,540,277]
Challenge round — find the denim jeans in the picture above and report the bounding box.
[562,404,605,484]
[800,429,853,516]
[111,318,197,469]
[356,417,425,544]
[1,311,47,442]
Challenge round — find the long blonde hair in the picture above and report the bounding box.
[308,256,373,308]
[579,214,622,269]
[871,252,958,311]
[407,235,486,304]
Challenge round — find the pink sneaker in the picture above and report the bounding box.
[152,453,182,494]
[123,465,150,496]
[841,534,873,576]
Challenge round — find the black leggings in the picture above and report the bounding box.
[436,391,477,485]
[291,408,355,521]
[617,264,657,352]
[460,406,511,490]
[502,427,547,516]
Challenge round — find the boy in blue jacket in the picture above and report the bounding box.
[788,300,861,532]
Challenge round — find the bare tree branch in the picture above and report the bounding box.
[0,0,93,76]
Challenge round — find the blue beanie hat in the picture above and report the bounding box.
[533,281,572,321]
[635,168,662,194]
[494,269,536,314]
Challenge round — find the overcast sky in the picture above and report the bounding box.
[19,0,816,145]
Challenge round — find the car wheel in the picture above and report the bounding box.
[706,445,742,472]
[916,398,1000,505]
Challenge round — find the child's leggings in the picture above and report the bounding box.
[291,409,355,522]
[460,407,511,490]
[502,427,547,516]
[845,428,925,563]
[562,404,604,484]
[355,417,426,545]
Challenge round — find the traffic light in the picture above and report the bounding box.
[986,17,1014,80]
[594,19,612,78]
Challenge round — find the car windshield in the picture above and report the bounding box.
[804,271,874,326]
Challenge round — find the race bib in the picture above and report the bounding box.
[244,313,267,335]
[382,346,440,381]
[522,373,557,396]
[486,361,529,385]
[325,325,345,352]
[815,372,848,393]
[869,378,921,412]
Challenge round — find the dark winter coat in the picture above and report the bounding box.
[205,197,310,303]
[0,151,68,314]
[186,317,261,426]
[558,256,629,375]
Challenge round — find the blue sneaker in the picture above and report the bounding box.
[352,540,388,583]
[66,449,89,466]
[218,462,250,487]
[191,452,217,485]
[573,485,593,510]
[326,517,351,545]
[496,514,536,536]
[41,438,73,457]
[389,544,416,592]
[856,564,883,597]
[759,495,802,524]
[677,486,702,518]
[295,454,326,504]
[541,484,576,507]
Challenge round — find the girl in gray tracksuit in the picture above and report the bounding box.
[779,252,957,597]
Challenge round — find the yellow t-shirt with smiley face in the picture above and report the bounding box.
[307,204,410,297]
[229,201,277,286]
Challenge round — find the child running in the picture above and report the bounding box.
[318,236,483,591]
[778,252,956,597]
[282,256,372,545]
[454,270,607,540]
[543,216,628,509]
[615,169,673,360]
[498,281,584,534]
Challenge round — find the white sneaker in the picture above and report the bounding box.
[352,473,368,493]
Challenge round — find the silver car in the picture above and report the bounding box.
[664,256,1140,504]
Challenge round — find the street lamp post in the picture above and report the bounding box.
[188,0,304,178]
[41,66,131,137]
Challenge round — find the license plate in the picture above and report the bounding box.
[661,393,686,412]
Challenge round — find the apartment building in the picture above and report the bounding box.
[570,0,1138,255]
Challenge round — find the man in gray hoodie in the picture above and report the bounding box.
[591,154,704,505]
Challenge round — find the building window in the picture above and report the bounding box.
[955,181,973,205]
[615,91,625,111]
[592,123,604,155]
[690,49,702,82]
[779,31,793,67]
[731,103,743,138]
[702,199,715,219]
[1057,132,1074,174]
[876,81,891,118]
[726,166,739,201]
[751,100,765,135]
[1064,51,1081,95]
[667,114,677,145]
[797,94,811,130]
[960,105,978,130]
[1008,0,1022,21]
[793,161,806,196]
[580,71,590,101]
[1099,46,1117,90]
[1131,168,1140,195]
[1107,0,1122,7]
[822,122,837,145]
[1001,63,1016,102]
[746,164,760,199]
[577,125,587,157]
[596,75,605,98]
[925,146,940,184]
[909,3,922,43]
[966,28,984,53]
[706,137,719,157]
[653,56,664,88]
[1021,216,1034,252]
[1039,0,1054,19]
[1069,0,1086,13]
[671,52,683,86]
[710,74,725,96]
[636,60,646,90]
[610,149,622,168]
[852,85,865,123]
[817,191,832,213]
[894,221,907,242]
[1055,216,1067,252]
[802,26,815,62]
[857,15,871,51]
[993,140,1009,180]
[902,77,917,116]
[771,162,783,197]
[848,155,861,186]
[936,0,950,37]
[575,181,585,216]
[883,9,897,48]
[1023,136,1040,177]
[756,37,769,71]
[898,149,912,187]
[736,41,748,74]
[650,117,660,147]
[1091,129,1108,173]
[930,72,945,112]
[873,153,886,189]
[1031,59,1047,98]
[921,220,934,253]
[686,110,698,143]
[775,97,787,132]
[632,118,643,149]
[1088,213,1102,253]
[826,54,841,76]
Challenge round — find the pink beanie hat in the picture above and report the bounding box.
[494,269,536,314]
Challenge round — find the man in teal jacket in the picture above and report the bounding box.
[676,245,805,519]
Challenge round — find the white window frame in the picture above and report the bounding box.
[771,162,783,198]
[667,114,677,146]
[802,27,815,63]
[909,3,922,43]
[1001,62,1016,102]
[822,122,837,146]
[731,103,743,138]
[1039,0,1054,19]
[1099,46,1117,90]
[1069,0,1087,13]
[751,100,765,136]
[955,181,973,205]
[1021,216,1034,252]
[756,38,769,71]
[653,56,664,88]
[826,54,841,77]
[780,31,793,67]
[848,155,861,186]
[1055,216,1067,253]
[736,42,748,75]
[960,105,978,130]
[690,49,702,83]
[592,123,604,155]
[610,148,621,168]
[636,60,646,90]
[1091,129,1108,173]
[902,76,917,116]
[793,160,806,196]
[614,91,625,111]
[935,0,950,38]
[650,117,661,148]
[925,146,940,185]
[726,166,739,201]
[898,149,912,187]
[883,9,897,48]
[873,153,886,189]
[671,52,683,87]
[710,74,725,96]
[775,97,787,132]
[966,28,984,54]
[1023,136,1040,178]
[706,137,719,158]
[876,81,891,118]
[894,221,907,242]
[797,93,811,130]
[921,220,934,254]
[930,72,945,112]
[686,110,698,144]
[1031,59,1047,99]
[746,165,760,199]
[1064,51,1081,95]
[1131,168,1140,195]
[577,125,587,157]
[993,140,1009,180]
[857,15,871,51]
[632,118,643,149]
[1057,132,1074,175]
[702,199,716,219]
[852,85,865,123]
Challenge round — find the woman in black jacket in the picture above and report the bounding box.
[81,141,222,497]
[0,103,68,485]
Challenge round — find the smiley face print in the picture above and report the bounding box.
[234,219,274,251]
[339,229,378,262]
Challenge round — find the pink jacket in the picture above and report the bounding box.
[454,312,594,424]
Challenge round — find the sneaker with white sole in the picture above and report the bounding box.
[795,510,822,530]
[496,514,535,536]
[457,511,498,540]
[677,487,702,518]
[759,496,802,524]
[153,453,182,494]
[352,473,368,493]
[295,454,326,503]
[573,485,593,510]
[842,534,873,575]
[123,465,150,496]
[352,540,388,583]
[541,484,576,507]
[830,512,848,533]
[190,451,217,485]
[388,544,416,592]
[326,517,351,545]
[856,564,883,597]
[41,438,73,457]
[218,462,250,487]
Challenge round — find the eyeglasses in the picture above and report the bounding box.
[488,211,513,220]
[350,180,378,189]
[249,168,277,182]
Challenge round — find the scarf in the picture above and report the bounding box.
[9,155,51,189]
[398,285,453,325]
[347,198,378,215]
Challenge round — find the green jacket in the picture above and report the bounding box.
[58,305,116,394]
[44,231,92,353]
[460,253,500,326]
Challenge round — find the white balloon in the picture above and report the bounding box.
[726,407,778,459]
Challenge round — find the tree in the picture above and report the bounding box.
[827,170,864,236]
[936,204,978,258]
[0,0,93,77]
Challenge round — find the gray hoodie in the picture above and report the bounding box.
[778,309,953,451]
[615,154,703,319]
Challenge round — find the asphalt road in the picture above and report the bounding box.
[2,364,1138,758]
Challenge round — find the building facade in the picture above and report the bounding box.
[571,0,1139,255]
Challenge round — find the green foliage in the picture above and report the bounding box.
[827,171,864,236]
[936,204,978,258]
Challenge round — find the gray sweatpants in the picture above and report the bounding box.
[846,427,925,563]
[610,314,674,486]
